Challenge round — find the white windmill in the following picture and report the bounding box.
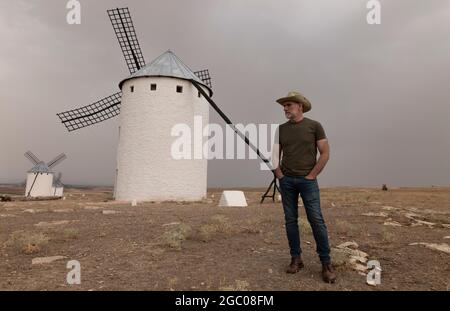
[57,7,275,203]
[57,8,211,202]
[24,151,67,198]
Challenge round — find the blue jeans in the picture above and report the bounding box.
[279,175,331,264]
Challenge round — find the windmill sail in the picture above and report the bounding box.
[47,153,67,169]
[190,80,272,171]
[57,92,122,132]
[57,9,214,133]
[24,151,41,165]
[108,7,146,74]
[194,69,213,89]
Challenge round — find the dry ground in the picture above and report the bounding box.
[0,185,449,291]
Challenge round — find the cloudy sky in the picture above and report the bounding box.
[1,0,449,188]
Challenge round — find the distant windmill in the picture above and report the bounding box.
[57,8,275,202]
[52,172,65,197]
[24,151,67,198]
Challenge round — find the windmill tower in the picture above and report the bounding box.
[115,51,211,201]
[24,151,67,197]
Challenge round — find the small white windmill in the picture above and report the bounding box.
[24,151,67,198]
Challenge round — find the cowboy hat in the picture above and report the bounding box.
[276,91,311,113]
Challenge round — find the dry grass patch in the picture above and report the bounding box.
[381,227,395,243]
[330,248,351,268]
[195,215,232,242]
[299,217,312,234]
[160,223,192,250]
[167,277,178,290]
[4,230,50,254]
[334,220,358,235]
[62,228,79,240]
[239,217,266,234]
[219,280,250,291]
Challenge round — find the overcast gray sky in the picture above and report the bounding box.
[1,0,449,188]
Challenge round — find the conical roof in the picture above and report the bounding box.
[119,50,212,96]
[28,162,52,174]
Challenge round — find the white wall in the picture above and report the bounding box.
[115,76,209,201]
[25,172,53,197]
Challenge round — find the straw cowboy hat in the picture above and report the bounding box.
[276,91,312,113]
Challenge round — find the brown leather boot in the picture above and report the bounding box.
[286,256,304,274]
[322,263,337,283]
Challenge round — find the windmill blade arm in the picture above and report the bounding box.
[24,151,41,165]
[190,80,273,172]
[194,69,213,89]
[108,8,146,74]
[57,92,122,132]
[47,154,67,169]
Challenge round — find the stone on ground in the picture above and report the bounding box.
[409,242,450,254]
[384,220,402,227]
[35,220,71,227]
[32,256,67,265]
[219,191,248,207]
[337,241,359,249]
[102,210,119,215]
[362,212,388,217]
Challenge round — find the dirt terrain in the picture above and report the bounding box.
[0,185,449,291]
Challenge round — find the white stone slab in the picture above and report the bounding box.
[102,210,120,215]
[32,256,67,265]
[219,191,248,207]
[409,242,450,254]
[34,220,71,227]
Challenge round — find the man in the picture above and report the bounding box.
[274,91,336,284]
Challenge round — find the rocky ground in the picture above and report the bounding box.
[0,185,449,291]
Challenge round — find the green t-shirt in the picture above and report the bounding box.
[279,117,327,177]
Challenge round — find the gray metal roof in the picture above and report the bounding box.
[28,162,52,174]
[118,50,212,96]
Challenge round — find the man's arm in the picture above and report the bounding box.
[305,139,330,180]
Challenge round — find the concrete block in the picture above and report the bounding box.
[219,191,248,207]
